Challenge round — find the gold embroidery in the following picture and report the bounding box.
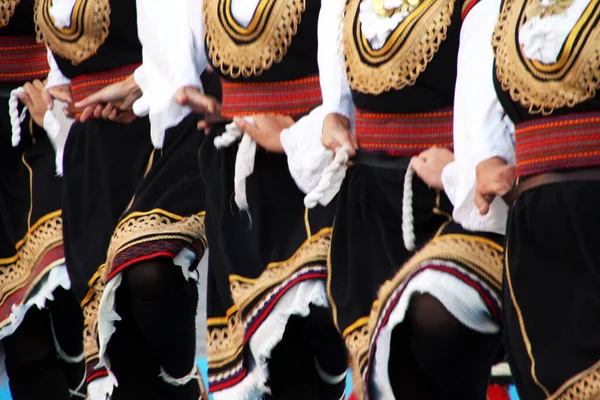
[493,0,600,114]
[552,359,600,400]
[35,0,110,65]
[0,0,20,28]
[207,228,331,367]
[81,265,105,368]
[343,0,455,95]
[342,234,503,400]
[0,212,64,328]
[203,0,305,78]
[104,210,207,281]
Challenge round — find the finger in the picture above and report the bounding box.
[101,103,114,119]
[32,80,45,92]
[56,88,73,104]
[80,106,96,122]
[474,192,491,215]
[350,134,359,150]
[197,120,207,130]
[410,156,426,174]
[175,87,189,106]
[233,117,259,137]
[16,91,33,109]
[93,104,104,119]
[42,89,55,109]
[108,108,119,121]
[337,135,357,157]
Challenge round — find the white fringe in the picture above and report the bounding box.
[214,118,257,212]
[212,278,329,400]
[160,364,199,386]
[304,147,349,209]
[401,165,416,251]
[96,248,200,398]
[9,87,27,147]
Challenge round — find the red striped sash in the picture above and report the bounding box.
[220,76,322,119]
[0,36,49,82]
[355,108,454,157]
[70,64,140,105]
[515,112,600,177]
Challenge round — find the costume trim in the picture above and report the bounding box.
[104,210,206,281]
[551,359,600,400]
[204,0,305,78]
[354,108,453,156]
[0,0,20,28]
[0,211,64,328]
[514,111,600,177]
[493,0,600,114]
[81,264,108,385]
[35,0,110,65]
[207,228,331,393]
[0,36,48,81]
[70,63,141,105]
[343,0,455,94]
[342,234,503,399]
[219,76,322,118]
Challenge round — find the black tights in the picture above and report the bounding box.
[388,294,501,400]
[108,258,199,400]
[4,308,71,400]
[266,306,348,400]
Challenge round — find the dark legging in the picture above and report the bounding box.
[4,308,71,400]
[388,293,501,400]
[108,258,200,400]
[265,305,348,400]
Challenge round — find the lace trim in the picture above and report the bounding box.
[207,229,331,367]
[552,359,600,400]
[204,0,305,78]
[341,234,504,398]
[35,0,110,65]
[81,266,104,370]
[492,0,600,114]
[0,0,20,28]
[343,0,455,95]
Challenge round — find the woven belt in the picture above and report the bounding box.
[502,168,600,205]
[0,36,49,82]
[351,150,411,169]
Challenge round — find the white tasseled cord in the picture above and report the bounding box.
[9,88,27,147]
[304,146,350,208]
[214,118,257,212]
[402,165,416,251]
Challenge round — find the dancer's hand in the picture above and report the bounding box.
[17,80,48,127]
[475,157,515,215]
[42,83,73,117]
[76,75,141,123]
[233,114,294,153]
[321,113,358,157]
[410,147,454,190]
[175,86,220,114]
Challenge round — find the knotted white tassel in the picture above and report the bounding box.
[402,165,416,251]
[304,146,349,208]
[43,100,74,176]
[9,87,27,147]
[214,118,257,212]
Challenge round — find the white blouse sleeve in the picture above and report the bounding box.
[440,0,515,235]
[45,49,71,90]
[280,0,353,195]
[134,0,207,148]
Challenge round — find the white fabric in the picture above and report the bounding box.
[49,0,77,29]
[43,99,75,175]
[212,277,329,400]
[231,0,261,27]
[45,50,71,90]
[371,265,500,399]
[359,1,413,50]
[519,0,589,64]
[441,0,515,235]
[134,0,207,148]
[8,88,26,147]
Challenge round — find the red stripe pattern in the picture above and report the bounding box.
[220,76,322,118]
[355,108,454,157]
[515,112,600,177]
[70,64,140,104]
[0,36,49,82]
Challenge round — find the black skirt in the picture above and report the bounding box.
[199,125,344,399]
[504,181,600,400]
[328,161,504,397]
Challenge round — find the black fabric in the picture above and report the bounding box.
[4,309,71,400]
[52,0,142,77]
[61,117,152,301]
[0,0,37,36]
[329,164,452,339]
[388,294,501,400]
[208,0,320,83]
[504,181,600,400]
